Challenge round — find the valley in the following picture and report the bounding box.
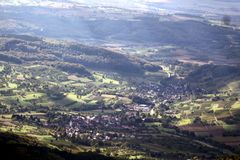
[0,1,240,159]
[0,34,239,159]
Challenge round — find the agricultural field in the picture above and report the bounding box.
[172,85,240,147]
[0,33,239,159]
[0,0,240,159]
[1,59,238,159]
[0,62,124,114]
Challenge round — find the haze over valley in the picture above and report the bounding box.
[0,0,240,160]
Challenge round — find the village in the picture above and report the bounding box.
[0,59,240,159]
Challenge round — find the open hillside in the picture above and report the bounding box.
[0,132,115,160]
[0,1,240,159]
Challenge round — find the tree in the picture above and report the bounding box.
[222,15,231,25]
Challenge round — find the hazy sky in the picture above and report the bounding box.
[0,0,170,7]
[0,0,239,15]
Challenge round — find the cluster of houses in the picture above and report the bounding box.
[44,112,142,143]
